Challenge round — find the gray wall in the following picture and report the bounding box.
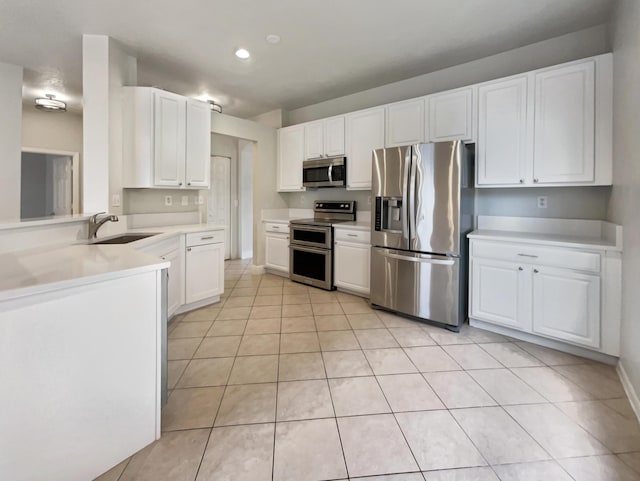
[476,187,611,220]
[20,152,47,219]
[287,25,609,125]
[608,0,640,403]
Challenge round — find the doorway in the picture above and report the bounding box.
[208,134,254,260]
[20,148,80,219]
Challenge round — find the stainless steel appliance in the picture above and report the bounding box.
[290,201,356,290]
[302,157,347,188]
[370,141,474,330]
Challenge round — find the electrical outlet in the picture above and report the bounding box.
[111,193,121,207]
[181,196,189,206]
[537,196,548,209]
[164,195,173,206]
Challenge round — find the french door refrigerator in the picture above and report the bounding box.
[370,141,474,331]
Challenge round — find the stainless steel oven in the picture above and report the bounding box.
[302,157,346,188]
[289,200,356,291]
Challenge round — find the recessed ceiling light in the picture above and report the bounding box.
[235,48,250,59]
[266,34,281,44]
[34,94,66,112]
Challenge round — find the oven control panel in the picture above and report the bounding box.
[314,201,356,214]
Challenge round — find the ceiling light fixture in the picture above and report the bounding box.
[34,94,66,112]
[235,48,250,59]
[266,34,281,44]
[208,101,222,113]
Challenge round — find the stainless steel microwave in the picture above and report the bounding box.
[302,157,346,188]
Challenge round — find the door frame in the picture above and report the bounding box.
[21,147,80,215]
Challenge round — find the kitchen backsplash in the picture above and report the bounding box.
[282,188,372,212]
[123,188,205,215]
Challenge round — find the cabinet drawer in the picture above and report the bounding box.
[472,240,601,272]
[334,229,371,244]
[264,222,289,234]
[186,230,224,247]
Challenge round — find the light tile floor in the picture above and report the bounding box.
[96,258,640,481]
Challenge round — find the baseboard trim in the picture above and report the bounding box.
[175,296,221,315]
[617,362,640,424]
[251,265,266,275]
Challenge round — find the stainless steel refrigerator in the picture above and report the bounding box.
[370,141,474,331]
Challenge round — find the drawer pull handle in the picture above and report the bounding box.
[534,269,539,273]
[272,226,280,229]
[347,234,358,237]
[201,236,214,240]
[517,253,538,258]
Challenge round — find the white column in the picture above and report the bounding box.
[0,62,23,220]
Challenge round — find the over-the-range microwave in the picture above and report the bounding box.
[302,157,346,188]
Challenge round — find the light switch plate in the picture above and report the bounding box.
[111,193,121,207]
[164,195,173,206]
[537,196,548,209]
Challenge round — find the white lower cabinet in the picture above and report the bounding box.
[531,266,600,348]
[470,238,605,351]
[185,234,224,304]
[264,222,290,274]
[334,228,371,296]
[162,247,183,317]
[471,258,529,331]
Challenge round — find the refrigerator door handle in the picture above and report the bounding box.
[401,148,410,241]
[377,249,455,266]
[408,148,418,242]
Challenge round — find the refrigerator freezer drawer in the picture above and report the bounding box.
[370,247,461,327]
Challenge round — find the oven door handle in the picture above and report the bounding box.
[289,244,329,255]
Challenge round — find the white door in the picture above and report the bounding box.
[533,60,595,184]
[334,241,370,295]
[427,87,474,142]
[477,76,529,186]
[385,99,424,147]
[532,266,600,348]
[185,99,211,188]
[154,91,186,187]
[51,155,72,215]
[345,107,385,190]
[278,125,305,191]
[208,156,232,259]
[265,233,289,272]
[324,116,345,157]
[304,121,324,159]
[471,258,531,331]
[185,243,224,303]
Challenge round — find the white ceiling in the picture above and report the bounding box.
[0,0,614,118]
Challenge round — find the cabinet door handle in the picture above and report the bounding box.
[187,182,191,186]
[187,247,192,252]
[533,178,539,183]
[517,253,538,258]
[179,182,183,186]
[533,268,539,273]
[201,236,214,240]
[519,179,524,183]
[272,226,280,229]
[518,266,523,271]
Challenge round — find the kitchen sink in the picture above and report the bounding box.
[92,233,160,244]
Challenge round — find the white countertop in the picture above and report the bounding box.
[0,223,226,302]
[467,216,623,252]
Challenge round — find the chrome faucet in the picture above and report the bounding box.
[88,212,119,239]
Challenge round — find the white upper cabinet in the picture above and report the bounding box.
[278,125,305,192]
[346,107,385,190]
[123,87,211,189]
[304,121,324,159]
[153,90,186,187]
[304,116,345,159]
[324,116,346,157]
[427,87,474,142]
[477,76,530,186]
[185,99,212,188]
[533,60,595,184]
[385,98,425,147]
